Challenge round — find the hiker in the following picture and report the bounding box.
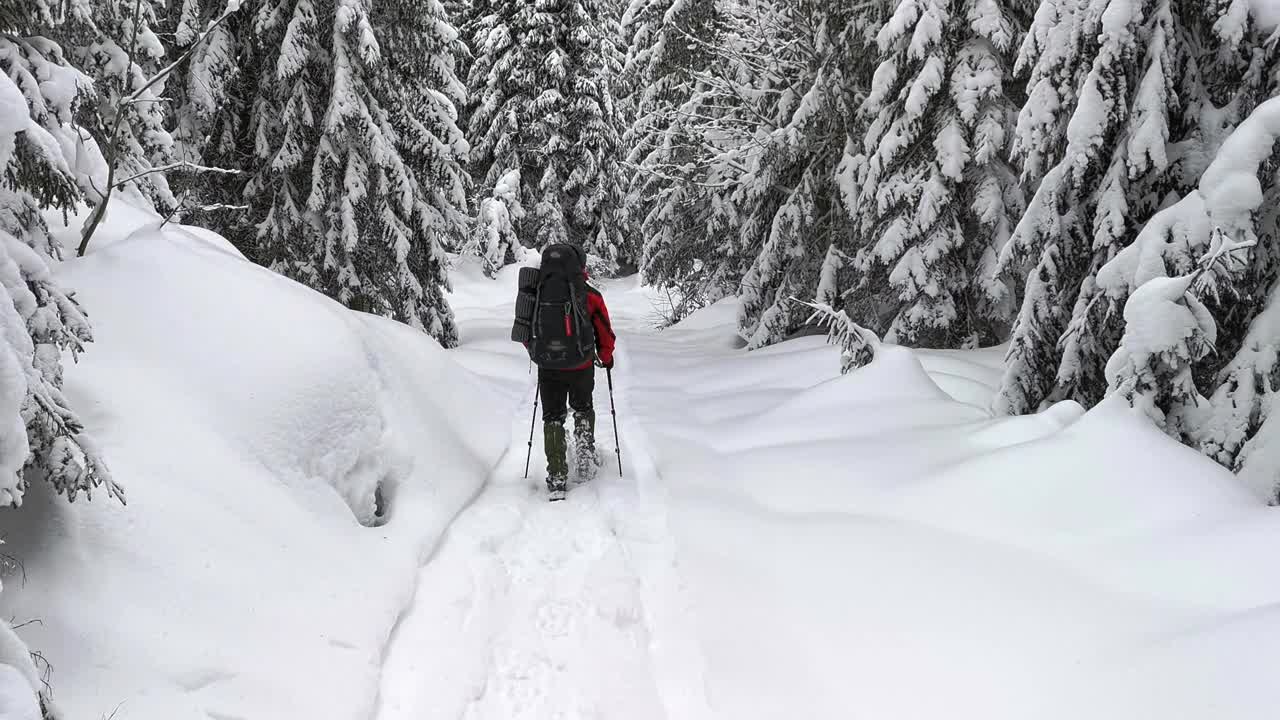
[517,244,616,499]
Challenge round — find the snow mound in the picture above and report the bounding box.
[0,205,510,720]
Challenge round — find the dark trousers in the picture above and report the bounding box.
[539,366,595,423]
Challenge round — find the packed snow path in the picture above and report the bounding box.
[374,270,1280,720]
[375,283,714,720]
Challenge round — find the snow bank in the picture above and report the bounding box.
[0,664,40,720]
[0,619,40,720]
[0,201,511,720]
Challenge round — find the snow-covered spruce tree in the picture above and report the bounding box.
[621,0,733,305]
[162,0,246,172]
[993,0,1268,415]
[847,0,1026,348]
[734,0,885,350]
[0,6,122,507]
[374,0,469,340]
[203,0,460,344]
[466,0,628,269]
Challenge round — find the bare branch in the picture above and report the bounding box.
[113,161,244,189]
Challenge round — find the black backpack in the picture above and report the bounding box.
[511,244,596,369]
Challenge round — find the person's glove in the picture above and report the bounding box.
[597,355,614,370]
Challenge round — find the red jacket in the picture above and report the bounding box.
[578,283,615,370]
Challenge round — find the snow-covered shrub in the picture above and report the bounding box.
[1105,275,1216,438]
[0,15,117,713]
[465,169,525,278]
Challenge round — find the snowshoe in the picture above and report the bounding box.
[573,442,602,484]
[572,410,602,484]
[547,474,568,502]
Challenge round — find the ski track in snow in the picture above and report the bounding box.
[375,314,717,720]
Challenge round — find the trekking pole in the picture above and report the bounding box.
[607,367,623,477]
[524,385,540,479]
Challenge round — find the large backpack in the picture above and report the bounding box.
[512,244,596,369]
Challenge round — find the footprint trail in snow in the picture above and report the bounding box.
[374,337,715,720]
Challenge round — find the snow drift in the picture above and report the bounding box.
[0,201,511,720]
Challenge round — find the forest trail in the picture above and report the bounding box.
[373,286,719,720]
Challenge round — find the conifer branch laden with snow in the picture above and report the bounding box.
[1103,93,1280,498]
[0,6,123,509]
[796,298,879,374]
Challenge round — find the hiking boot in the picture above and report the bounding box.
[572,409,601,482]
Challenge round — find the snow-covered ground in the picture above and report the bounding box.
[376,265,1280,720]
[6,205,1280,719]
